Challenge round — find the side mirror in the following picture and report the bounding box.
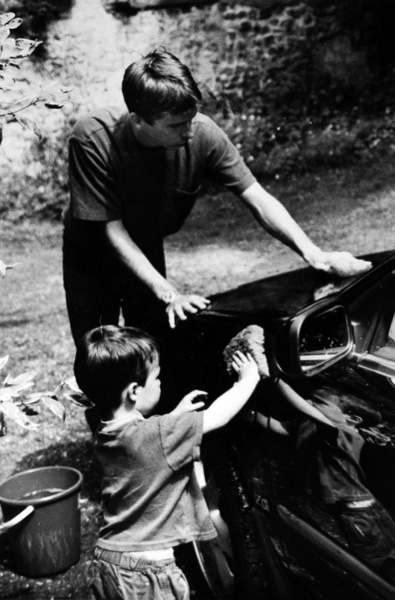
[275,303,353,378]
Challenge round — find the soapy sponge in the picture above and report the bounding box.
[223,324,269,379]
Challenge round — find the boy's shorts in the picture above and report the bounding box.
[90,547,190,600]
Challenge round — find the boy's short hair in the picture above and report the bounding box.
[122,48,202,124]
[74,325,159,412]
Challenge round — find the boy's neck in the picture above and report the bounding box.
[101,405,144,433]
[111,403,143,423]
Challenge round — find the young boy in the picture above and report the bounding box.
[74,324,261,600]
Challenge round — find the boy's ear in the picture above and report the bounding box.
[130,112,145,129]
[126,382,139,402]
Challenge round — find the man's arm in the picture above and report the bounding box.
[240,182,372,277]
[104,220,210,328]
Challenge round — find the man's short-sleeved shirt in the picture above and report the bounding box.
[64,108,256,254]
[94,411,217,552]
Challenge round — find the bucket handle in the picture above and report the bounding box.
[0,505,34,535]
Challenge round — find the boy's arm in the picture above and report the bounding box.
[203,352,260,434]
[275,378,335,427]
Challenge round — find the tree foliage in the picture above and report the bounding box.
[0,0,73,40]
[0,353,91,436]
[0,11,71,143]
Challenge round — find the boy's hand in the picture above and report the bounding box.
[172,390,207,414]
[231,351,260,384]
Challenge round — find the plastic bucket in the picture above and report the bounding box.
[0,466,83,577]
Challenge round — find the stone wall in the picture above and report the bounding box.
[107,0,395,114]
[205,0,392,113]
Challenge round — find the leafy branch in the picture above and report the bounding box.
[0,11,71,140]
[0,261,91,436]
[0,355,92,436]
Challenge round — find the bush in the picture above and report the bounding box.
[0,117,74,221]
[214,107,395,179]
[0,0,74,41]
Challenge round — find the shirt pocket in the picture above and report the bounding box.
[162,186,202,235]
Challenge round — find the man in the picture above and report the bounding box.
[63,48,371,346]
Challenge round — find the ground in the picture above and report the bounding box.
[0,157,394,599]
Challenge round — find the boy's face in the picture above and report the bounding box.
[132,108,197,149]
[134,357,161,416]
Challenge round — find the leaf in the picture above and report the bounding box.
[4,372,36,396]
[1,401,38,430]
[6,370,36,386]
[25,392,46,404]
[15,115,32,129]
[0,355,9,370]
[42,396,66,421]
[60,86,74,94]
[0,38,16,60]
[0,93,37,115]
[64,392,94,409]
[7,18,23,30]
[15,115,42,138]
[4,112,17,123]
[0,410,7,436]
[44,101,65,109]
[0,13,15,27]
[0,73,16,91]
[40,83,72,110]
[64,376,82,393]
[0,25,10,44]
[10,381,35,394]
[5,381,34,396]
[21,403,40,416]
[14,38,42,58]
[0,388,14,401]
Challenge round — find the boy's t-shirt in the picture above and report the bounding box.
[94,411,217,552]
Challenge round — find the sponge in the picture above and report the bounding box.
[223,324,269,379]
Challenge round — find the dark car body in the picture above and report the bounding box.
[167,249,395,600]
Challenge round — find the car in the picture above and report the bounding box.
[165,249,395,600]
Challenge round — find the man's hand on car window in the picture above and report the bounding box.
[309,250,372,278]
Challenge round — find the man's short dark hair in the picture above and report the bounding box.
[74,325,159,413]
[122,48,202,124]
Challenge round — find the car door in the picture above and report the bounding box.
[262,253,395,599]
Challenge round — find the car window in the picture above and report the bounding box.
[352,271,395,377]
[371,311,395,361]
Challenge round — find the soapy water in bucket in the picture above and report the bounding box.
[0,466,83,576]
[17,487,64,501]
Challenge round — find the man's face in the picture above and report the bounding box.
[133,108,197,149]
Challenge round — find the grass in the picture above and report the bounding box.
[0,155,394,598]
